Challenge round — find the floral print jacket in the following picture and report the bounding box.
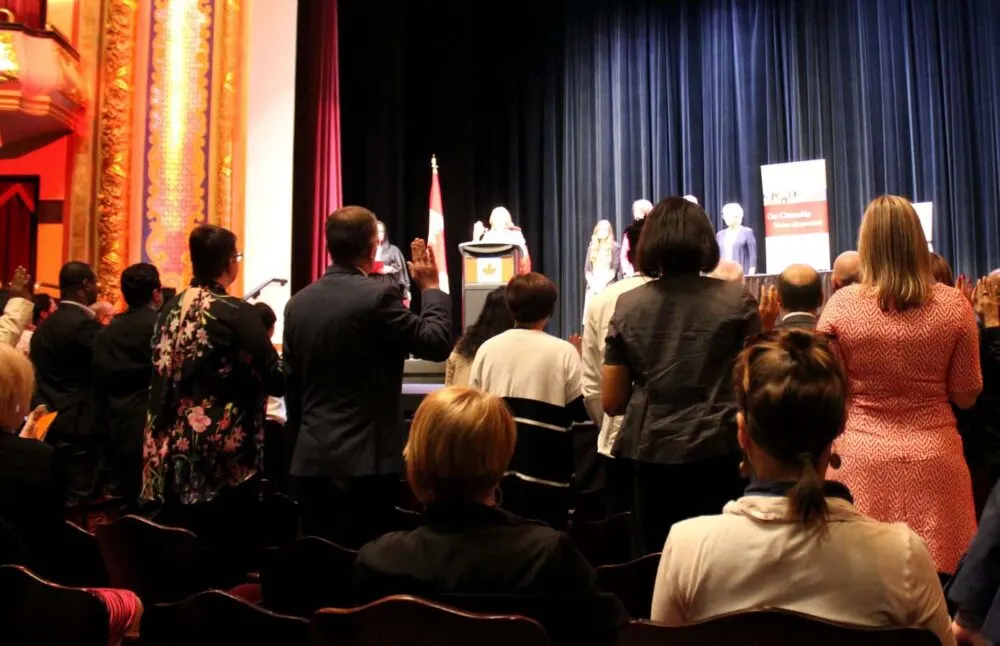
[141,281,284,505]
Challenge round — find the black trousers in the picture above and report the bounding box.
[602,455,635,516]
[633,453,744,555]
[295,474,399,550]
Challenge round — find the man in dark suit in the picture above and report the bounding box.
[776,263,823,331]
[92,263,162,505]
[30,261,102,502]
[284,206,452,547]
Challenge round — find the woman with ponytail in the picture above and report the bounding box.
[650,330,953,645]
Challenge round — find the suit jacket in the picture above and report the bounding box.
[948,483,1000,641]
[283,265,452,478]
[92,305,159,458]
[30,303,103,438]
[716,226,757,275]
[776,312,818,331]
[0,433,64,570]
[354,500,628,646]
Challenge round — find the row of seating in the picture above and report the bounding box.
[0,565,940,645]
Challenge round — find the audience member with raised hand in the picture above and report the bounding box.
[30,261,103,502]
[92,263,163,505]
[0,266,32,346]
[15,294,57,355]
[445,286,513,387]
[817,195,981,574]
[965,276,1000,498]
[142,225,283,581]
[354,386,627,645]
[650,330,954,646]
[283,206,451,549]
[602,196,760,554]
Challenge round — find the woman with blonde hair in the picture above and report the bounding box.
[818,195,981,574]
[583,219,620,321]
[354,386,626,644]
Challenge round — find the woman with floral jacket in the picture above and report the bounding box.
[141,225,283,581]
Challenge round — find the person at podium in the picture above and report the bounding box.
[717,202,757,276]
[473,206,531,274]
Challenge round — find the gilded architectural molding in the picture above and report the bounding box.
[211,0,242,233]
[95,0,138,303]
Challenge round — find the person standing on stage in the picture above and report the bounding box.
[474,206,531,274]
[283,206,452,549]
[620,199,653,278]
[375,220,411,306]
[817,195,980,575]
[717,203,757,276]
[583,219,620,322]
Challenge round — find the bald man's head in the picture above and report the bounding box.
[777,264,823,314]
[832,251,860,292]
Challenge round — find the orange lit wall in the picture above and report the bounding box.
[0,138,70,293]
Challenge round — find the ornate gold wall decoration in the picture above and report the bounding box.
[0,32,20,82]
[95,0,139,303]
[211,0,241,232]
[142,0,213,289]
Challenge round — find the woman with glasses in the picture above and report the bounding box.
[651,330,952,645]
[142,225,283,585]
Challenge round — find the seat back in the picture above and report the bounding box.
[50,521,109,587]
[570,511,633,567]
[259,536,358,616]
[0,565,108,645]
[141,589,309,646]
[616,611,942,646]
[596,552,660,619]
[95,514,205,603]
[311,595,550,646]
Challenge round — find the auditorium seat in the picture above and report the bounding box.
[572,487,608,523]
[96,514,206,603]
[0,565,110,645]
[259,536,358,616]
[614,611,941,646]
[50,521,109,588]
[310,595,551,646]
[570,511,633,567]
[596,553,660,619]
[141,589,309,646]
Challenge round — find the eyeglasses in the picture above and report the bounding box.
[234,252,243,262]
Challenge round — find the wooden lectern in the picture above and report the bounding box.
[458,242,522,327]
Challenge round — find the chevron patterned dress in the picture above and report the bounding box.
[818,283,981,574]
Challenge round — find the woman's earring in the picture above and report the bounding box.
[739,452,753,479]
[829,453,842,470]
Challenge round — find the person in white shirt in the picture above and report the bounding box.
[0,266,33,347]
[470,272,584,414]
[651,329,953,646]
[582,217,649,513]
[620,199,653,278]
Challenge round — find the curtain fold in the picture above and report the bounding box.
[292,0,342,290]
[0,180,37,280]
[0,0,44,28]
[339,0,1000,337]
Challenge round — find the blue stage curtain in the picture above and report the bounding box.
[335,0,1000,337]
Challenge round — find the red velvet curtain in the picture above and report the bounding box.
[0,0,45,28]
[292,0,342,290]
[0,180,37,281]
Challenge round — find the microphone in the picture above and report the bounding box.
[244,277,289,302]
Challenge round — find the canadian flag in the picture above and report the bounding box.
[428,155,449,293]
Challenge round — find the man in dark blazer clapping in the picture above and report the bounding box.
[29,261,103,502]
[283,206,452,548]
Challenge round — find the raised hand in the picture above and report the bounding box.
[957,273,974,307]
[7,266,30,299]
[568,333,582,356]
[407,239,440,291]
[759,284,780,332]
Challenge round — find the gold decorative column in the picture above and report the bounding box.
[95,0,139,303]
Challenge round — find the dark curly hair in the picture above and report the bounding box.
[454,287,515,360]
